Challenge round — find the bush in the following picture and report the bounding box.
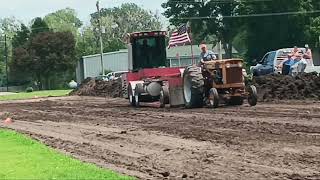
[26,87,34,93]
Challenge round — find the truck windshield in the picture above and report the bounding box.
[132,36,167,70]
[266,51,276,65]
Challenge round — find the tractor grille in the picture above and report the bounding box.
[226,67,243,84]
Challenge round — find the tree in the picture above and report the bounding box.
[44,8,83,35]
[163,0,320,62]
[12,23,30,49]
[304,1,320,48]
[0,17,21,86]
[30,17,50,37]
[88,3,162,53]
[11,31,76,89]
[10,24,32,86]
[0,17,20,39]
[162,0,242,58]
[11,48,32,74]
[77,26,98,57]
[237,0,320,63]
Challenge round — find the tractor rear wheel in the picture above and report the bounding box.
[248,85,258,106]
[183,66,204,108]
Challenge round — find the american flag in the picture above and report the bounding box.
[168,24,191,49]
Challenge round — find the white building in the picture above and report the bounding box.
[76,50,128,83]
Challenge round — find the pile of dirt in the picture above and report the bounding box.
[252,72,320,101]
[69,78,123,98]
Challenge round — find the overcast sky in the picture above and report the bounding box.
[0,0,168,24]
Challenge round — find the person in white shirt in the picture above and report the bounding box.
[298,44,312,73]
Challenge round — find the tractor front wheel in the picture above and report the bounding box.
[208,88,219,108]
[248,85,258,106]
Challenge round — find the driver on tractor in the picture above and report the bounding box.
[141,39,152,68]
[199,43,219,104]
[200,43,217,63]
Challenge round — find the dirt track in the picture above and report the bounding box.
[1,96,320,179]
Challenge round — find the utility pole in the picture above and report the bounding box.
[4,34,8,92]
[218,40,222,60]
[96,0,105,76]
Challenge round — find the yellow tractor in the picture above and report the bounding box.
[183,59,257,108]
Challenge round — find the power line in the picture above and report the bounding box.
[178,10,320,19]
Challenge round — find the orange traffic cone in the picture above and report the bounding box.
[4,118,13,124]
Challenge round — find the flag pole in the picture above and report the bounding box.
[188,21,195,65]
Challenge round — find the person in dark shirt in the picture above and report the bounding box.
[140,39,152,68]
[279,46,301,75]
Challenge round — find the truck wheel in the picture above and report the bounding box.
[121,78,128,99]
[248,85,258,106]
[134,84,144,107]
[208,88,219,108]
[160,85,169,108]
[228,97,244,106]
[128,84,136,107]
[183,66,204,108]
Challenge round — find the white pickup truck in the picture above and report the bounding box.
[250,48,320,76]
[100,71,128,81]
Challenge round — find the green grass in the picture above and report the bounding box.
[0,129,133,180]
[0,90,71,101]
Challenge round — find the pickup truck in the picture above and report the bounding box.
[250,48,320,76]
[98,71,129,81]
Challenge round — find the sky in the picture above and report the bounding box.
[0,0,168,25]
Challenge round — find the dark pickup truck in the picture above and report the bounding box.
[250,48,316,76]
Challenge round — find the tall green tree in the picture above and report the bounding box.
[11,32,76,89]
[304,1,320,48]
[10,23,32,86]
[44,7,84,83]
[89,3,162,53]
[0,17,21,85]
[162,0,242,58]
[238,0,320,63]
[30,17,50,37]
[0,17,20,39]
[44,8,83,35]
[77,26,100,56]
[12,23,30,49]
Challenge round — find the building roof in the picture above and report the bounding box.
[166,44,239,58]
[82,44,239,59]
[82,49,128,59]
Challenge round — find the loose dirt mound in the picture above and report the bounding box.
[69,78,122,98]
[252,72,320,101]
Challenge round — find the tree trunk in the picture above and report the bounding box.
[44,76,50,90]
[222,42,233,59]
[36,74,42,90]
[227,42,233,59]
